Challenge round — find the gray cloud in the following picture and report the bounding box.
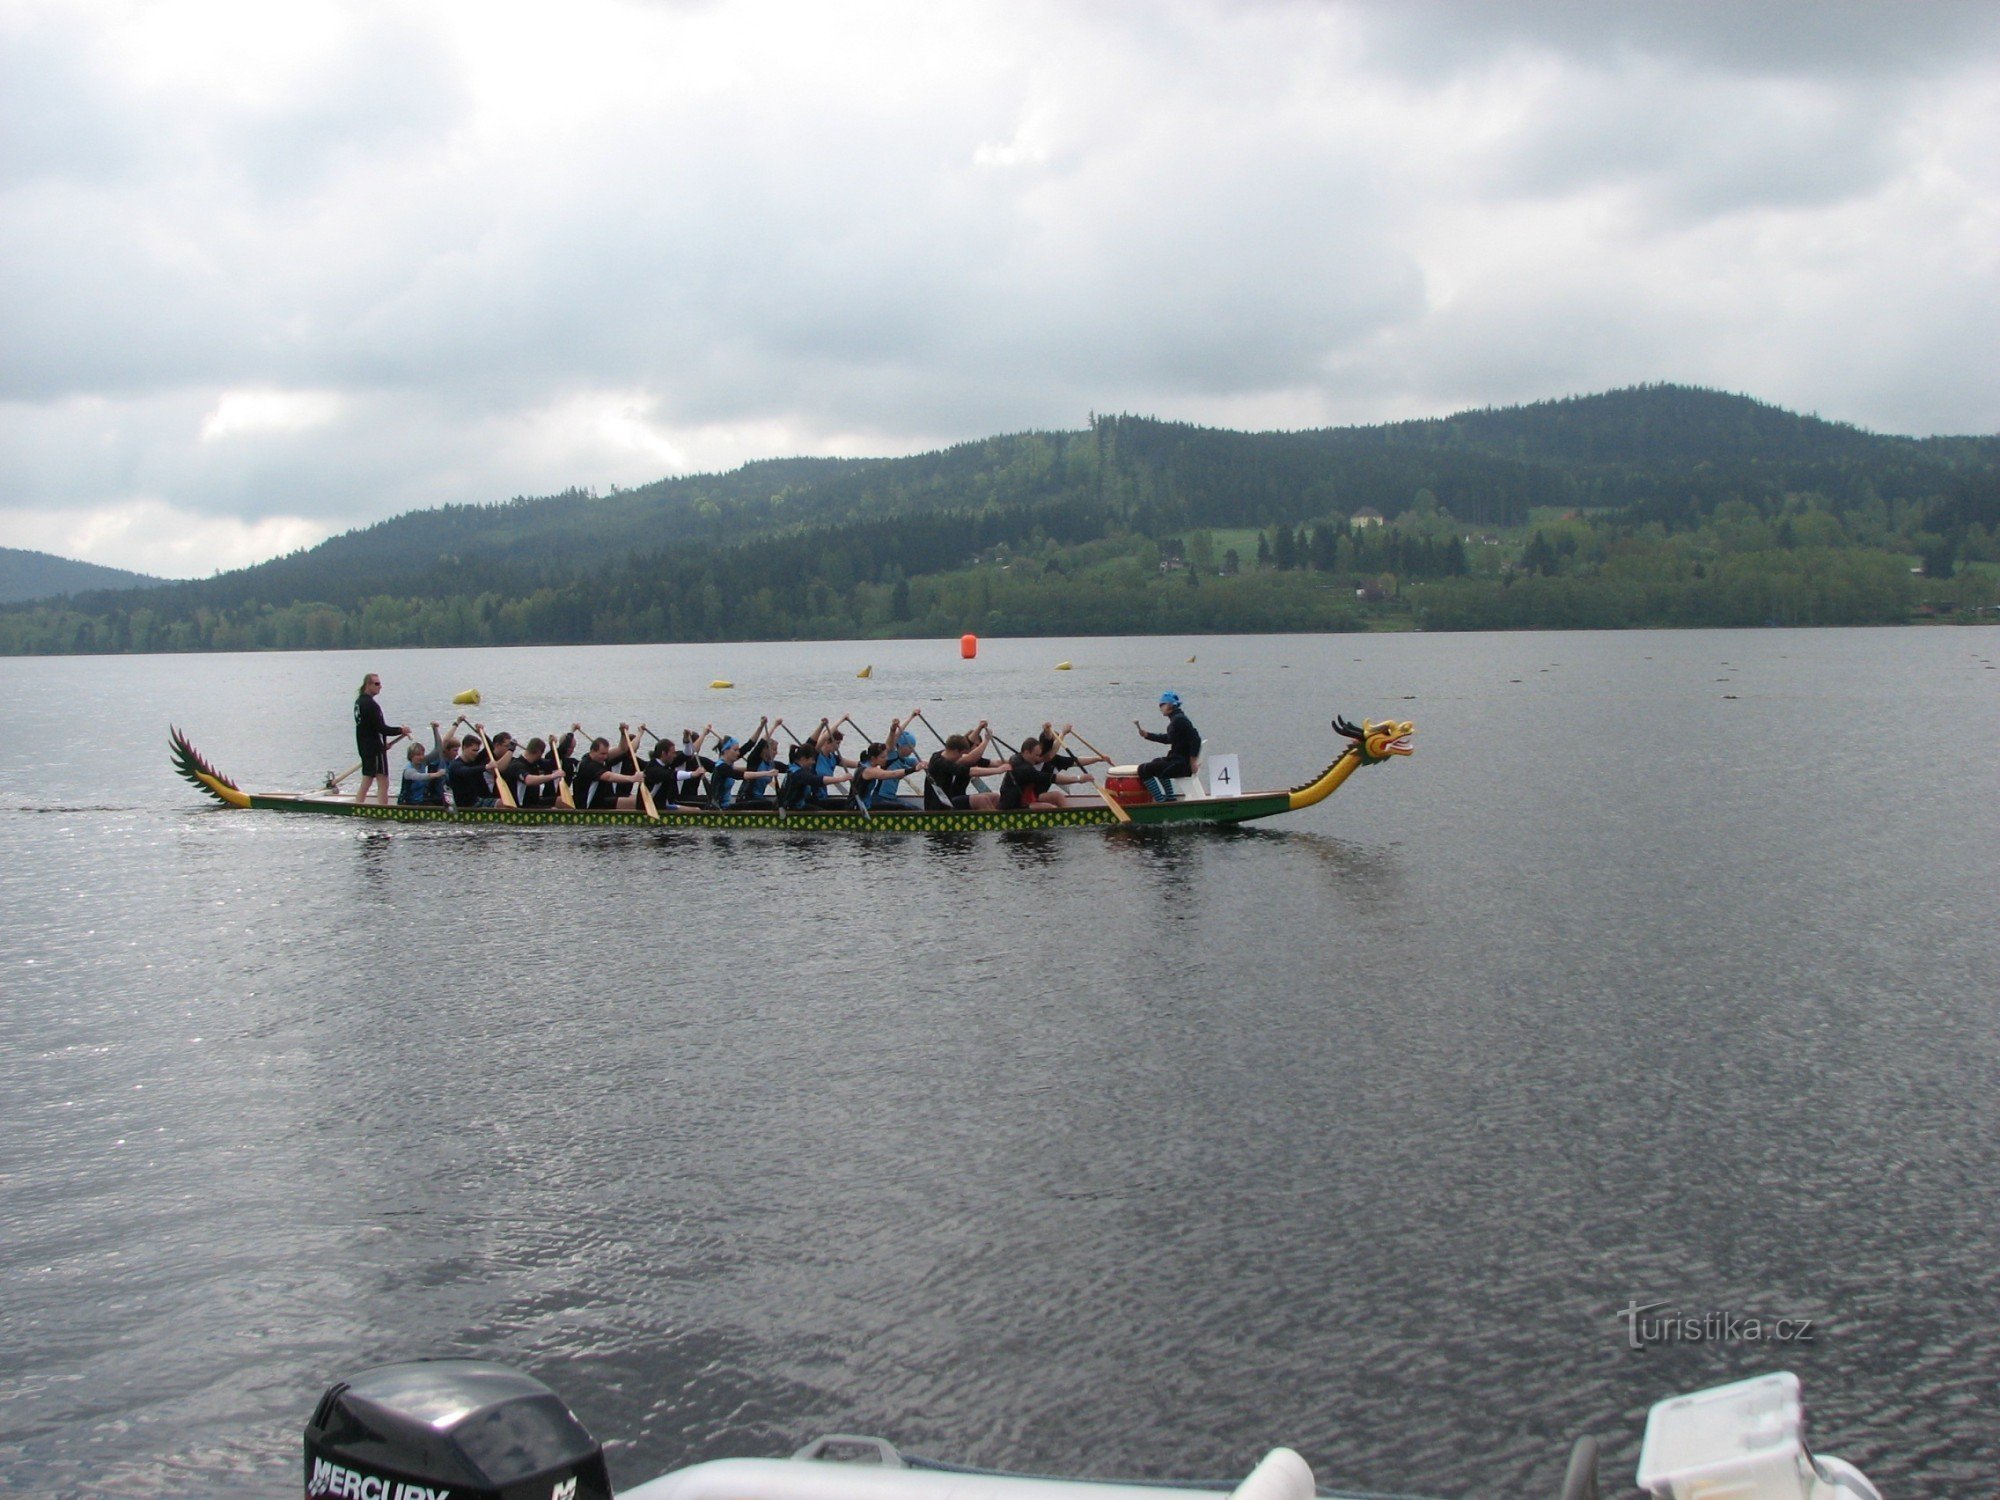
[1353,0,2000,80]
[1,0,1995,576]
[1491,68,1907,222]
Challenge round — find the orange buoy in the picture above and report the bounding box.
[960,633,978,659]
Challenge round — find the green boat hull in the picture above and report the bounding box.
[238,789,1295,832]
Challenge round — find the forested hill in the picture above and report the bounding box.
[1366,384,1979,467]
[0,547,160,605]
[5,384,1997,652]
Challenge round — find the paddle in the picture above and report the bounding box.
[547,730,576,809]
[473,723,519,809]
[556,723,595,808]
[1053,725,1130,823]
[684,721,716,805]
[627,724,661,818]
[325,732,405,794]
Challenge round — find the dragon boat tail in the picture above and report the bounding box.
[169,714,1412,833]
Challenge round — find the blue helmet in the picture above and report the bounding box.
[1159,691,1182,707]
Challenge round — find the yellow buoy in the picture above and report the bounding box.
[1055,660,1072,670]
[857,665,873,679]
[709,679,733,689]
[451,688,481,705]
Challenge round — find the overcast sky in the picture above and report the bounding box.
[3,0,1997,576]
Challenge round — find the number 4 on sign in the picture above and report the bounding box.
[1207,753,1240,797]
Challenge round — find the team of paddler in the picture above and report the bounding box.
[351,673,1204,816]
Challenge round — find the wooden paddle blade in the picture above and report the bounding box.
[624,729,659,820]
[1099,782,1132,823]
[547,731,576,809]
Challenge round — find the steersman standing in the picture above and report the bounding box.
[353,672,409,805]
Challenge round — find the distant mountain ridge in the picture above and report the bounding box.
[0,547,161,605]
[4,383,1995,652]
[62,384,2000,607]
[1364,383,1966,465]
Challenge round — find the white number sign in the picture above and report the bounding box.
[1207,753,1241,797]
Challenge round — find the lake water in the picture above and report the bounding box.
[2,627,1996,1499]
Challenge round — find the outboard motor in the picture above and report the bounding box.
[306,1359,611,1500]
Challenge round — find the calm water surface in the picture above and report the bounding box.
[2,629,1996,1498]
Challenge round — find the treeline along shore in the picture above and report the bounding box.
[6,385,1998,655]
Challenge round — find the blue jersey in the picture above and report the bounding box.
[708,758,738,807]
[880,750,918,799]
[398,765,440,805]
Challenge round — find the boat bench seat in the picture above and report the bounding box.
[1172,757,1205,800]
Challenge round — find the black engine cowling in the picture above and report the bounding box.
[305,1360,612,1500]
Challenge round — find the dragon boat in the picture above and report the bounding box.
[170,715,1413,833]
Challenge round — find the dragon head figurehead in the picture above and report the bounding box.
[1333,714,1415,764]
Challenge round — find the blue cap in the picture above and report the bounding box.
[1159,690,1181,707]
[897,731,917,749]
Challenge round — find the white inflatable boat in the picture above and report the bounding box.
[303,1363,1880,1500]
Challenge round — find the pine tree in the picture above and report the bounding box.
[1310,525,1337,571]
[1520,531,1557,576]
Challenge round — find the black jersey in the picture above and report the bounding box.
[998,753,1056,810]
[446,758,491,808]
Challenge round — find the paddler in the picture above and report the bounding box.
[572,734,644,811]
[780,739,851,809]
[517,737,567,808]
[705,735,746,807]
[486,730,526,805]
[731,736,786,808]
[677,726,714,803]
[923,725,1006,812]
[397,742,447,805]
[641,735,679,809]
[998,734,1091,810]
[853,742,916,811]
[446,732,500,808]
[879,723,922,806]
